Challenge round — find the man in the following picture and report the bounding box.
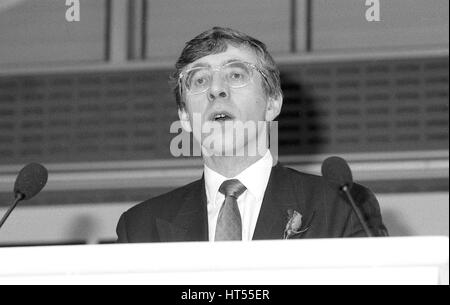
[116,27,388,243]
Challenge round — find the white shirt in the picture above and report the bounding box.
[204,150,274,241]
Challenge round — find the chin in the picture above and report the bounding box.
[201,139,236,157]
[200,120,261,157]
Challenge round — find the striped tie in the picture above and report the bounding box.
[215,179,247,241]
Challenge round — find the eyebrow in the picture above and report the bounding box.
[189,58,244,69]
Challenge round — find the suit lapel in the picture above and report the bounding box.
[156,163,316,242]
[156,177,209,242]
[252,163,312,240]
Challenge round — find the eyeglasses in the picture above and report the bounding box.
[179,60,268,95]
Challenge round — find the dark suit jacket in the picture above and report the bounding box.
[116,163,388,243]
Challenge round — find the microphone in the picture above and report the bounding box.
[0,163,48,230]
[321,156,374,237]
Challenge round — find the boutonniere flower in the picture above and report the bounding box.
[283,209,309,239]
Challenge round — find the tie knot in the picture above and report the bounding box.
[219,179,247,199]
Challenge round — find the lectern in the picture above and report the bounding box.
[0,236,448,285]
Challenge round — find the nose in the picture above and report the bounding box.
[208,72,229,101]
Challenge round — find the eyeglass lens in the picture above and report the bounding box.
[184,62,253,94]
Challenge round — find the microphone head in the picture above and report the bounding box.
[13,163,48,200]
[321,156,354,189]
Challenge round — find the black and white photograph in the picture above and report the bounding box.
[0,0,448,288]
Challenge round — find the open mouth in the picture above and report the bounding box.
[210,112,235,122]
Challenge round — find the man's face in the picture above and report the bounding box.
[178,44,282,156]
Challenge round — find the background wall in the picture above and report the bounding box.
[0,0,448,245]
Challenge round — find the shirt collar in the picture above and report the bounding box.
[204,150,274,206]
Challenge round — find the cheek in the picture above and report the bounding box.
[249,92,268,120]
[237,100,266,122]
[252,81,269,113]
[186,96,207,116]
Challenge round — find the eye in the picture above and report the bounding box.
[194,77,207,85]
[230,72,244,80]
[226,66,249,83]
[187,70,210,88]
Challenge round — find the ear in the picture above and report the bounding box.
[178,108,192,133]
[265,95,283,121]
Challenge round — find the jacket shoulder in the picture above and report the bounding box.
[279,163,372,196]
[278,163,331,191]
[116,179,203,243]
[123,179,203,220]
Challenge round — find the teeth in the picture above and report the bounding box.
[214,114,228,119]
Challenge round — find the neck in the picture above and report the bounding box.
[203,148,268,178]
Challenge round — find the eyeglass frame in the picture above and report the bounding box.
[177,60,270,97]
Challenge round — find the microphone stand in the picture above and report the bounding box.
[341,185,374,238]
[0,193,25,229]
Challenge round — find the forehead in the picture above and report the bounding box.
[187,44,259,69]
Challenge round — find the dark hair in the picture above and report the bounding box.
[170,27,282,110]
